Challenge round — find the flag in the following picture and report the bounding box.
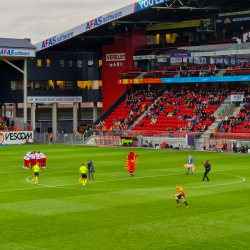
[78,177,82,183]
[31,177,35,182]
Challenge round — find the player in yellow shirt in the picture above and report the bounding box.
[33,164,42,185]
[175,184,189,207]
[79,163,88,187]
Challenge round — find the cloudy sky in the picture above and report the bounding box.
[0,0,136,44]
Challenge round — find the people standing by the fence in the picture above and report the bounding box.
[49,132,53,142]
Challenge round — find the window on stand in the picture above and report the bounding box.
[57,81,73,90]
[60,60,64,67]
[34,80,54,90]
[37,59,42,67]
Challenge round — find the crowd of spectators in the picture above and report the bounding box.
[180,65,219,77]
[102,90,164,132]
[136,89,225,132]
[0,115,18,131]
[215,103,250,133]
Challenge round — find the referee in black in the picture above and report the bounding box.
[202,160,211,181]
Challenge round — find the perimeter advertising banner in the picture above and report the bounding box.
[147,19,211,31]
[35,5,134,51]
[216,14,250,25]
[118,75,250,84]
[134,0,170,12]
[118,78,162,84]
[27,96,82,104]
[231,94,244,102]
[0,48,35,57]
[0,131,33,145]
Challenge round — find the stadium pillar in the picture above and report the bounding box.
[23,58,27,129]
[93,102,98,123]
[13,103,17,118]
[78,103,81,120]
[73,102,78,132]
[52,103,57,142]
[31,103,36,131]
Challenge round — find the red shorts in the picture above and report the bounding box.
[37,159,42,163]
[42,158,46,163]
[128,163,135,171]
[31,159,36,165]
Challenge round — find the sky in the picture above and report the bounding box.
[0,0,136,44]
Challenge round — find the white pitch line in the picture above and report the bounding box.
[187,173,246,189]
[25,171,246,191]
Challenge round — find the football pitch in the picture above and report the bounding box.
[0,145,250,250]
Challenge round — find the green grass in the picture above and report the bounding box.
[0,145,250,250]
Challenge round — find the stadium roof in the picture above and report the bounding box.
[35,0,250,52]
[0,38,35,49]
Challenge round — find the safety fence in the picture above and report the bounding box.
[94,130,203,138]
[34,130,93,144]
[204,139,233,152]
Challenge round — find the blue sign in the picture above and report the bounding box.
[216,14,250,25]
[135,0,170,12]
[162,75,250,84]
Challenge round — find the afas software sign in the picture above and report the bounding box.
[36,5,133,51]
[0,131,33,145]
[36,0,169,51]
[0,48,35,57]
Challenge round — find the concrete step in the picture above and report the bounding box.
[131,96,161,129]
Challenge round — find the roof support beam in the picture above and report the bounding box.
[1,58,27,128]
[1,58,24,74]
[152,6,220,10]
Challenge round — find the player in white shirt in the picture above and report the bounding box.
[23,155,30,169]
[40,152,47,168]
[30,152,36,168]
[36,152,42,167]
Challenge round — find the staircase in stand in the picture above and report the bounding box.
[200,96,241,139]
[131,96,161,129]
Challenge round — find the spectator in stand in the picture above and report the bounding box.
[243,124,249,130]
[27,124,31,131]
[166,126,171,131]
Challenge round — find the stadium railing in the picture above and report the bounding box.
[34,131,93,144]
[94,129,202,138]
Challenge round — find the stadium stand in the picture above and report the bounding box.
[180,65,219,77]
[207,40,232,45]
[97,89,229,137]
[102,90,162,131]
[122,68,142,79]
